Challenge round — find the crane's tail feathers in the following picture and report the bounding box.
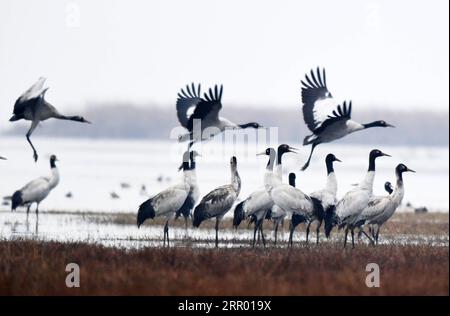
[137,199,156,228]
[9,114,23,122]
[291,213,307,229]
[11,191,23,211]
[232,201,246,228]
[175,196,194,220]
[193,204,210,227]
[303,134,317,146]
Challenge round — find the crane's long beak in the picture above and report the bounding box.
[256,152,266,156]
[288,146,299,154]
[0,156,6,160]
[407,168,416,173]
[335,158,342,162]
[382,152,391,157]
[386,123,395,128]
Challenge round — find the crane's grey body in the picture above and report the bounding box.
[11,155,60,215]
[10,77,90,162]
[176,83,262,148]
[300,68,393,170]
[334,149,390,248]
[137,152,192,247]
[356,164,414,244]
[193,156,241,248]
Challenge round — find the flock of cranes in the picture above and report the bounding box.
[1,67,413,249]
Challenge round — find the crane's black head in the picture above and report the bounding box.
[257,147,275,156]
[384,181,394,194]
[288,173,296,187]
[396,163,415,175]
[325,153,341,174]
[239,122,263,129]
[230,156,237,168]
[50,155,58,168]
[363,120,395,129]
[368,149,390,171]
[326,153,341,164]
[277,144,298,156]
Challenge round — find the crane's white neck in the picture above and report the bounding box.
[359,171,375,194]
[325,172,337,196]
[48,167,60,190]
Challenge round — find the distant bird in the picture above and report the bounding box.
[110,192,120,199]
[120,182,131,189]
[11,155,60,215]
[65,192,73,199]
[334,149,390,248]
[292,154,341,244]
[193,156,241,248]
[176,83,263,148]
[356,164,415,244]
[140,185,148,196]
[175,151,201,230]
[137,151,192,247]
[300,67,394,170]
[10,77,91,162]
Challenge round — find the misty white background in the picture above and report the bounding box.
[0,0,448,127]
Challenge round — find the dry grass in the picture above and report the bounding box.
[0,240,447,296]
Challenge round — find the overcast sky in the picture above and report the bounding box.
[0,0,448,123]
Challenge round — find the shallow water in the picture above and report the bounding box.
[0,211,447,249]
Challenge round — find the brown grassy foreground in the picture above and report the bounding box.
[0,240,447,295]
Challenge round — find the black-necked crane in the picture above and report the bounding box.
[137,151,192,247]
[299,67,394,170]
[193,156,241,248]
[233,144,297,247]
[292,154,341,244]
[10,77,91,162]
[175,151,201,230]
[11,155,60,216]
[356,164,415,245]
[176,83,263,148]
[334,149,390,248]
[257,147,315,247]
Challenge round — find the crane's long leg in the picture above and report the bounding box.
[375,226,380,245]
[215,217,220,248]
[26,120,39,162]
[274,221,279,245]
[252,222,258,248]
[351,229,355,248]
[165,220,170,247]
[359,228,375,245]
[301,143,318,171]
[259,220,266,248]
[306,222,311,244]
[288,223,295,247]
[344,227,349,248]
[316,220,322,244]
